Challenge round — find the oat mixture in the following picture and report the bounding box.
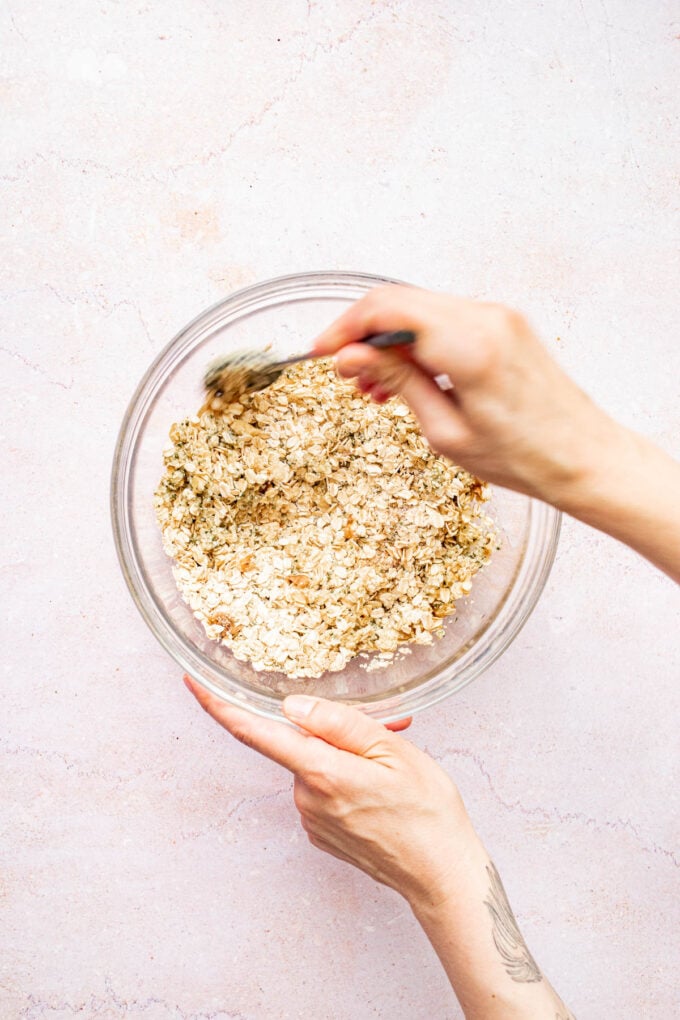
[154,359,497,678]
[203,350,282,409]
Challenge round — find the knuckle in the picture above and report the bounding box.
[375,353,411,393]
[231,726,257,751]
[456,313,505,383]
[304,756,345,796]
[485,302,526,340]
[310,705,353,746]
[318,705,345,733]
[365,284,394,307]
[303,767,334,795]
[293,780,311,813]
[503,305,528,335]
[359,284,406,328]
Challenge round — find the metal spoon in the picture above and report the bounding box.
[203,330,416,409]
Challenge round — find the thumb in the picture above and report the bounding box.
[283,696,392,758]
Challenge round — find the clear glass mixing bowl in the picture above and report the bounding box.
[111,271,560,723]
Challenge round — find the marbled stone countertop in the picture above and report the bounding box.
[2,1,678,1016]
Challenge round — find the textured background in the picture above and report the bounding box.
[2,1,679,1017]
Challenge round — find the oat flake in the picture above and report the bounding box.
[154,359,497,678]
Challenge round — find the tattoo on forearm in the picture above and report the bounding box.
[483,862,542,983]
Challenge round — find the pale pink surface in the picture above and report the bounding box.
[2,1,679,1017]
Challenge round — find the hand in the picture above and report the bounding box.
[183,677,574,1019]
[314,285,616,508]
[314,285,680,581]
[184,677,480,911]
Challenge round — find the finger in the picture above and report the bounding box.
[313,285,427,355]
[184,674,321,773]
[337,345,468,454]
[357,373,392,404]
[283,696,393,758]
[385,717,412,732]
[356,372,375,395]
[336,341,408,381]
[371,387,393,404]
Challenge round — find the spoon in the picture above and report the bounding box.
[203,330,416,409]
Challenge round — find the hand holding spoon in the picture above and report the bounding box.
[203,330,416,410]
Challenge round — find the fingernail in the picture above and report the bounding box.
[284,695,316,720]
[183,674,195,693]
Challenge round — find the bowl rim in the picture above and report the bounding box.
[111,270,561,723]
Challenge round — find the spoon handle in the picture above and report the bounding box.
[280,330,416,370]
[362,330,416,350]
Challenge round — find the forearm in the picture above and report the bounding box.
[409,835,573,1019]
[547,416,680,582]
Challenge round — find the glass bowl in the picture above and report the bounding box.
[111,271,560,723]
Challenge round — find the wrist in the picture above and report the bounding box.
[550,414,634,515]
[545,416,680,580]
[528,394,623,510]
[408,845,564,1020]
[404,814,488,919]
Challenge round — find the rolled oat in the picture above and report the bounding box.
[154,359,497,678]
